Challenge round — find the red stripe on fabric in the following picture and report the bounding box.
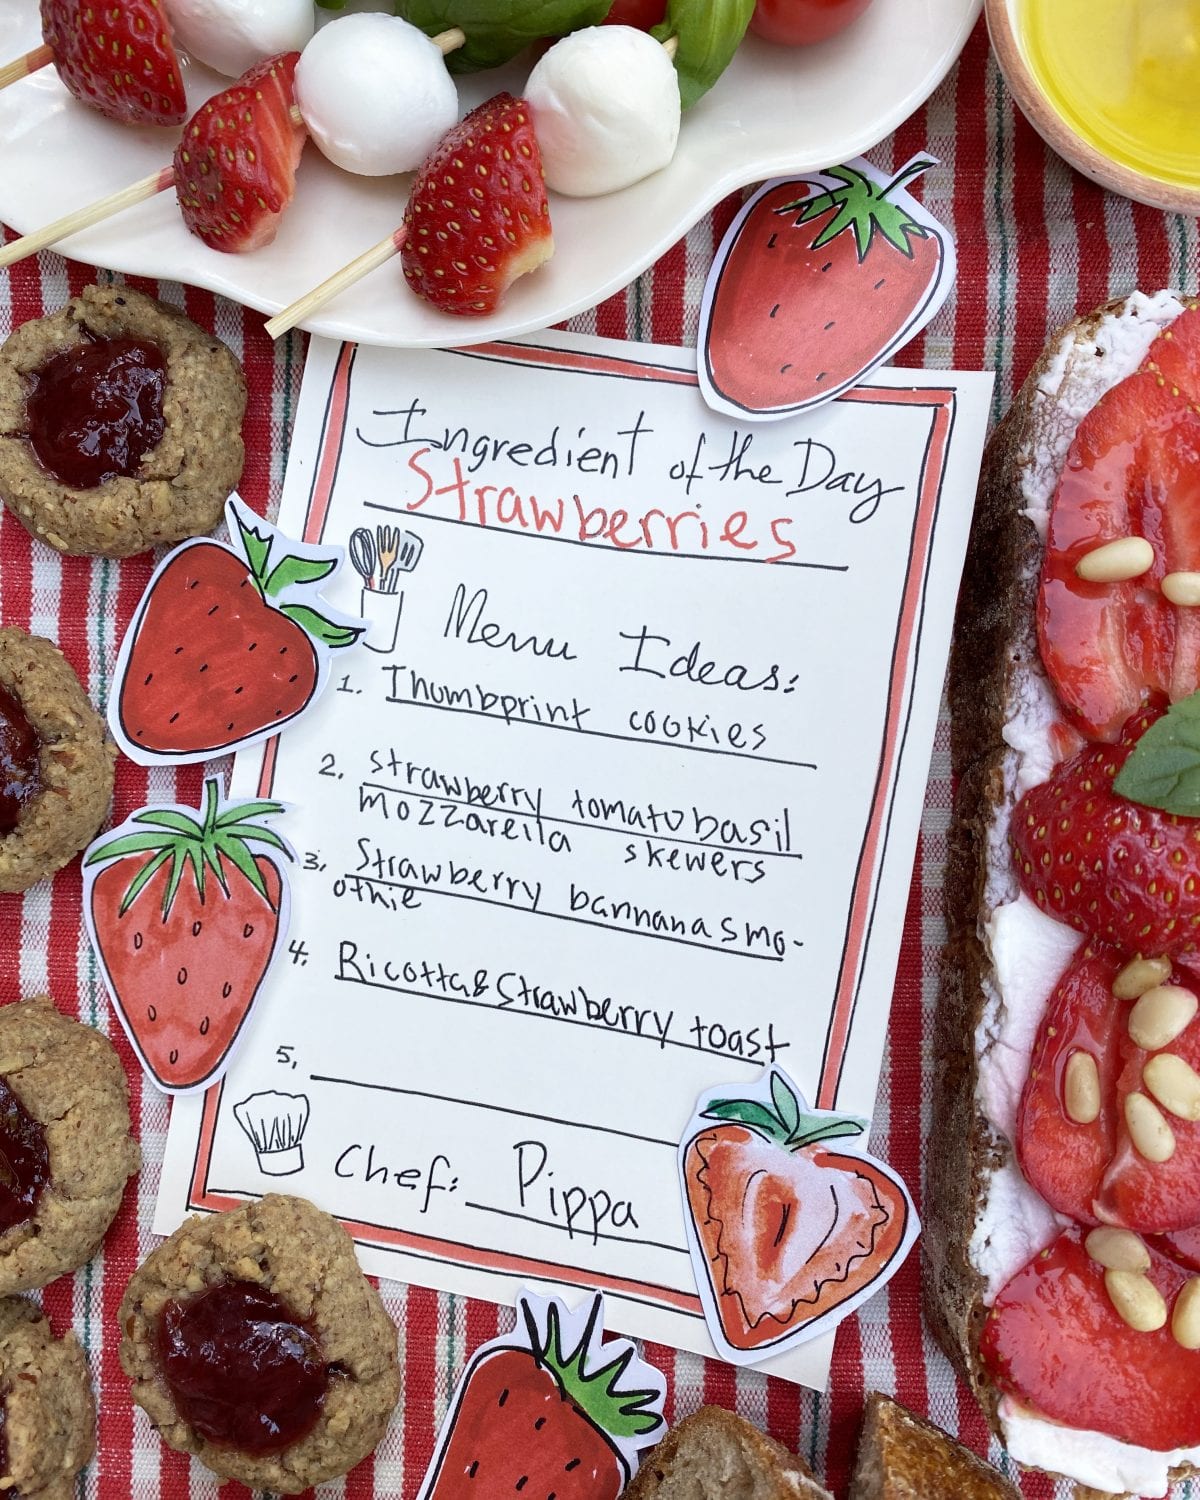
[400,1286,441,1497]
[888,833,928,1418]
[595,289,630,342]
[1132,200,1172,300]
[1071,174,1111,322]
[1010,114,1052,396]
[641,1339,676,1422]
[649,237,686,348]
[239,308,278,520]
[948,28,989,374]
[825,1312,864,1495]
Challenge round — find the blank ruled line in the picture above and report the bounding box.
[309,1074,677,1147]
[339,872,785,962]
[359,781,802,861]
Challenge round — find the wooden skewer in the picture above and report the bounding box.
[0,27,466,271]
[0,167,174,269]
[264,227,408,339]
[0,43,53,92]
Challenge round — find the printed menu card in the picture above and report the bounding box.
[158,330,992,1388]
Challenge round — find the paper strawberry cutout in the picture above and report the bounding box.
[680,1069,916,1361]
[699,156,953,420]
[111,497,362,764]
[419,1292,665,1500]
[83,778,292,1093]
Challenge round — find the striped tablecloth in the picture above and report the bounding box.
[2,16,1198,1499]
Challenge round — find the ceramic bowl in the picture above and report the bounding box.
[985,0,1200,215]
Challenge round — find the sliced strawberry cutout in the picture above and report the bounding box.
[1011,701,1200,963]
[174,54,306,254]
[401,93,553,317]
[41,0,186,126]
[981,1227,1200,1451]
[1038,362,1200,742]
[1143,303,1200,405]
[1016,945,1125,1225]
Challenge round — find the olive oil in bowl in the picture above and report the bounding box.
[1019,0,1200,191]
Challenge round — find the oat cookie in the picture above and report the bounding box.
[119,1194,401,1493]
[0,1295,96,1500]
[0,628,115,894]
[0,997,139,1293]
[0,284,246,557]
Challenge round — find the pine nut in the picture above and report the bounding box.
[1075,537,1155,582]
[1085,1226,1151,1273]
[1172,1277,1200,1349]
[1105,1269,1168,1331]
[1163,571,1200,606]
[1128,985,1198,1050]
[1143,1053,1200,1121]
[1125,1091,1177,1161]
[1113,956,1173,1001]
[1064,1051,1101,1123]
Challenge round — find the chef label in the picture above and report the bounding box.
[158,330,991,1388]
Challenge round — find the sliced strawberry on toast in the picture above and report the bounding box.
[1018,941,1200,1231]
[174,53,306,253]
[981,1227,1200,1452]
[1011,701,1200,961]
[1143,302,1200,403]
[41,0,186,126]
[1016,945,1125,1224]
[401,93,553,316]
[1037,368,1200,742]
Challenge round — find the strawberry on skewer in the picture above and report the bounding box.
[265,91,554,334]
[0,28,467,272]
[0,0,187,126]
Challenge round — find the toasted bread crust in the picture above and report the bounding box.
[849,1392,1021,1500]
[624,1407,831,1500]
[924,296,1200,1498]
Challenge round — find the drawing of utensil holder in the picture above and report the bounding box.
[361,586,404,654]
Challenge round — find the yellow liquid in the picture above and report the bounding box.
[1020,0,1200,189]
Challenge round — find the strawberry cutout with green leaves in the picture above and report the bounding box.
[419,1290,665,1500]
[83,778,292,1094]
[679,1067,918,1362]
[111,495,363,764]
[700,154,954,419]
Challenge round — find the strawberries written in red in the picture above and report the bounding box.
[401,93,554,317]
[981,1228,1200,1451]
[40,0,186,126]
[174,53,306,254]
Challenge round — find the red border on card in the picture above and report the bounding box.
[185,341,956,1308]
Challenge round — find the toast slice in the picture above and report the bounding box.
[848,1392,1020,1500]
[924,290,1200,1496]
[623,1407,832,1500]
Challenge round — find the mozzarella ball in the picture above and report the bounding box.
[165,0,315,79]
[525,26,681,198]
[294,14,459,177]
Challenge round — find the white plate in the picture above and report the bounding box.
[0,0,980,347]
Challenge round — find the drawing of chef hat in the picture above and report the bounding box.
[233,1091,310,1176]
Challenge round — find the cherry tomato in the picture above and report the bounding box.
[750,0,875,45]
[602,0,667,29]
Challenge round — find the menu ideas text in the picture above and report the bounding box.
[159,332,991,1388]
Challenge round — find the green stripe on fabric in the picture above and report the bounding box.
[989,69,1011,429]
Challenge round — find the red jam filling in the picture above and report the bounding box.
[156,1281,331,1454]
[0,685,40,837]
[0,1078,49,1235]
[26,335,166,490]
